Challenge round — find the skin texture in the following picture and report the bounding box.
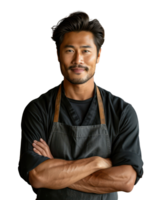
[57,31,101,100]
[30,140,137,194]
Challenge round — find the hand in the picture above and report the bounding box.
[32,138,54,159]
[99,157,112,169]
[103,158,112,168]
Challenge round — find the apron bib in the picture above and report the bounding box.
[37,83,117,200]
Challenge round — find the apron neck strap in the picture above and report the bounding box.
[53,83,106,124]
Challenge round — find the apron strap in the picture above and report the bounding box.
[96,86,106,124]
[53,84,61,122]
[53,83,106,124]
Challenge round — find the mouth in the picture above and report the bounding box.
[71,68,85,73]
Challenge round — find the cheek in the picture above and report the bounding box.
[85,55,97,65]
[61,54,72,66]
[84,56,96,68]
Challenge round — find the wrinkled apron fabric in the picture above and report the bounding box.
[37,83,117,200]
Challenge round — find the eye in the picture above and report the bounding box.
[66,49,73,52]
[83,50,90,53]
[66,49,89,52]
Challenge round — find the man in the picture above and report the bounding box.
[56,31,103,101]
[18,11,143,200]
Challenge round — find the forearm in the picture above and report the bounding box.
[68,165,137,194]
[29,156,102,189]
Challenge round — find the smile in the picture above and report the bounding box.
[71,68,85,73]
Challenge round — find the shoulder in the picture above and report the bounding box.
[24,85,59,112]
[98,85,131,112]
[97,85,138,129]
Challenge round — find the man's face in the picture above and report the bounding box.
[57,31,101,84]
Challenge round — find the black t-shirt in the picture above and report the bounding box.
[18,81,143,194]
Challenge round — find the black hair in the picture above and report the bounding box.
[51,11,105,57]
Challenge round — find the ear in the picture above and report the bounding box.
[97,48,103,65]
[54,47,59,64]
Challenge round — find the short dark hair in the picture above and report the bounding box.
[51,11,105,57]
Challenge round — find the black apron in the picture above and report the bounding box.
[37,83,118,200]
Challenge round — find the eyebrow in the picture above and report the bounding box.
[64,45,92,48]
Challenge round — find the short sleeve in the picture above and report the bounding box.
[18,101,50,187]
[111,104,143,184]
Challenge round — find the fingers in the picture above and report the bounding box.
[33,148,42,156]
[32,140,47,157]
[33,140,46,149]
[40,138,46,143]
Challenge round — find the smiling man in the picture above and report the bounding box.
[18,11,143,200]
[58,30,100,101]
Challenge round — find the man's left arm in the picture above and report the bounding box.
[68,164,136,194]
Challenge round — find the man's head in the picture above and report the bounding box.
[51,11,105,84]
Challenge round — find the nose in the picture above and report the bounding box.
[73,52,84,68]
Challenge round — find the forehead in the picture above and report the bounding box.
[61,31,96,48]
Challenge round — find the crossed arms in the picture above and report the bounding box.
[30,157,137,194]
[68,164,137,194]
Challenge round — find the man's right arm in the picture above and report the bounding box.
[29,156,108,190]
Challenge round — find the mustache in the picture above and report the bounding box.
[70,65,88,69]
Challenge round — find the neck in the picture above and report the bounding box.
[63,78,95,100]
